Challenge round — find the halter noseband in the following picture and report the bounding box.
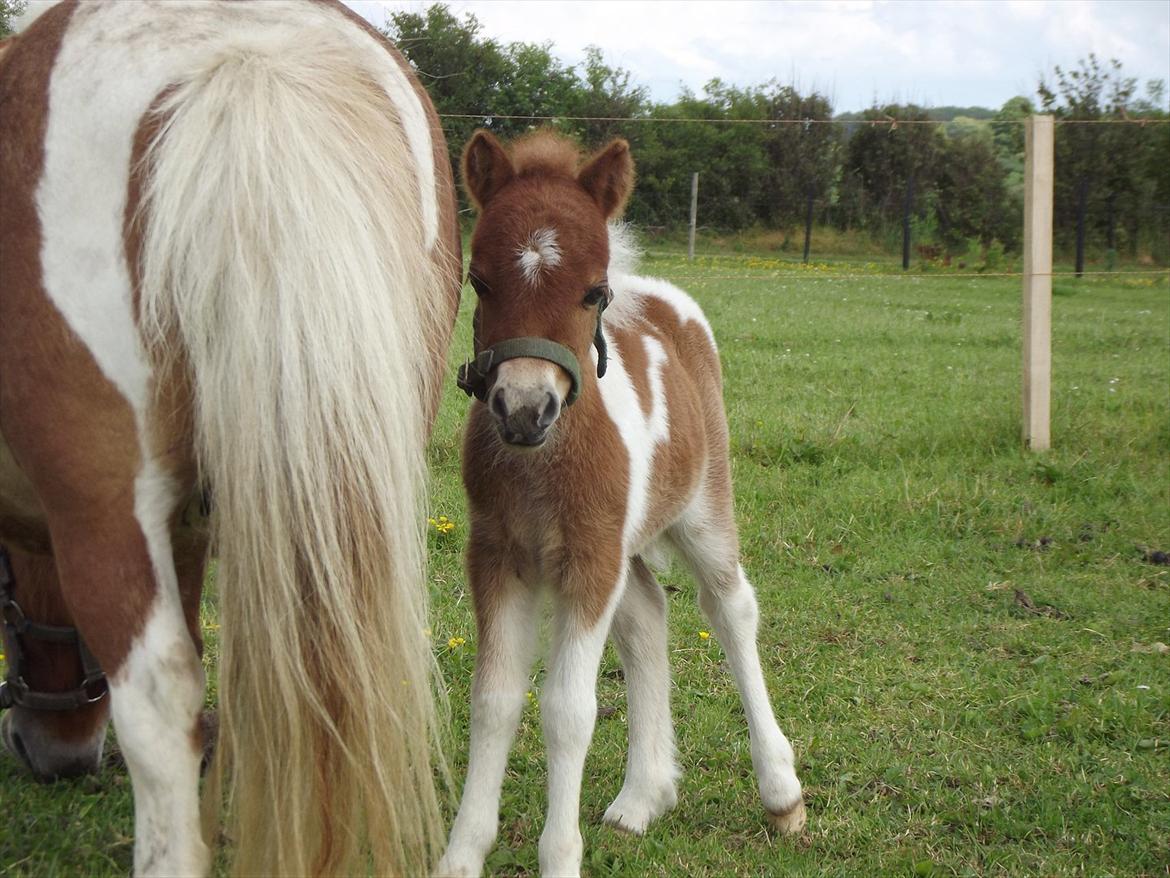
[456,297,610,407]
[0,547,108,712]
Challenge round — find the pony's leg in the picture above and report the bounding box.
[538,568,626,877]
[669,509,805,834]
[436,576,539,878]
[602,556,679,834]
[49,474,209,876]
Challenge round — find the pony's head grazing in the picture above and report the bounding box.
[461,129,634,447]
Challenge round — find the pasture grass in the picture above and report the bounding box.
[2,251,1167,876]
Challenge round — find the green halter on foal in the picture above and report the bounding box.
[456,294,610,407]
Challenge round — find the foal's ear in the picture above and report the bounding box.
[462,130,515,210]
[577,138,634,219]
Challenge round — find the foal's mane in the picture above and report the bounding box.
[509,131,583,179]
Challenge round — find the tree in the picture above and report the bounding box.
[934,125,1016,252]
[839,104,943,265]
[0,0,25,39]
[629,82,771,230]
[758,85,838,225]
[562,47,649,148]
[1037,55,1166,271]
[384,5,539,195]
[385,6,643,216]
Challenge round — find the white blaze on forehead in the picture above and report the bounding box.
[516,228,562,285]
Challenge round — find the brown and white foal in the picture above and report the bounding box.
[438,131,805,877]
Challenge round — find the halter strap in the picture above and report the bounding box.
[0,547,109,712]
[457,337,584,406]
[456,300,609,407]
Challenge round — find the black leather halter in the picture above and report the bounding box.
[0,547,108,712]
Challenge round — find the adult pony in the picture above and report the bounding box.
[0,2,460,875]
[437,130,805,877]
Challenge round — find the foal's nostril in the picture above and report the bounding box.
[537,392,559,429]
[490,388,509,420]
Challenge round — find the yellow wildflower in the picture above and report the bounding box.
[429,514,456,534]
[448,636,466,649]
[699,630,711,640]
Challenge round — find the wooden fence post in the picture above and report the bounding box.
[802,186,814,264]
[1022,114,1055,450]
[901,172,915,270]
[688,172,698,261]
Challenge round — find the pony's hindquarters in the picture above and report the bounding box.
[136,26,456,876]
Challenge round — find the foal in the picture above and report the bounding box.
[438,131,805,877]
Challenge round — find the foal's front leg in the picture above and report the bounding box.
[538,565,627,877]
[436,565,539,878]
[603,556,679,834]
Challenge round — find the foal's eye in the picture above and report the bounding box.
[468,272,489,297]
[583,283,609,308]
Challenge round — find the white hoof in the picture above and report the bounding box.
[766,798,807,835]
[602,780,678,835]
[433,851,481,878]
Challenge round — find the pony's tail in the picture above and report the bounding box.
[136,33,449,876]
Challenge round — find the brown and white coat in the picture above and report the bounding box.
[438,132,804,878]
[1,2,460,875]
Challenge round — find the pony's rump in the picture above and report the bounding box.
[132,4,457,874]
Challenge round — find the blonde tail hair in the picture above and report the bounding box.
[137,33,450,876]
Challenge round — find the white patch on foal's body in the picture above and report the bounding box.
[515,228,563,285]
[610,274,717,348]
[594,332,671,552]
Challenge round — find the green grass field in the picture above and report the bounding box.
[3,251,1168,876]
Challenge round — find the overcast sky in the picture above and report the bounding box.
[347,0,1170,113]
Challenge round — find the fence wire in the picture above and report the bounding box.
[434,111,1170,280]
[437,112,1170,127]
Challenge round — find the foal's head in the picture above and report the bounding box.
[460,130,633,447]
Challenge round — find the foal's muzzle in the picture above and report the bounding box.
[489,381,561,446]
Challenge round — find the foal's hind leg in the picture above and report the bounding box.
[669,497,805,833]
[603,555,679,834]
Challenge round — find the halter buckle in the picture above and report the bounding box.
[456,349,497,402]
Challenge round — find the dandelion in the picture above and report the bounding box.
[699,630,711,641]
[448,636,466,649]
[428,515,456,535]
